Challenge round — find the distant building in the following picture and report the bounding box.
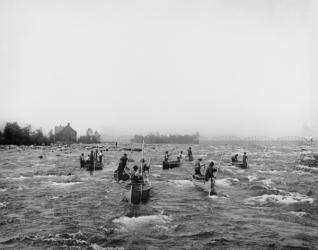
[54,123,77,143]
[54,125,64,135]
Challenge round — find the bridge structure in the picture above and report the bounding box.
[103,134,318,145]
[205,136,316,144]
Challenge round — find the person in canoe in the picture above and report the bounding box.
[242,152,248,168]
[194,158,205,177]
[231,154,239,163]
[164,151,170,161]
[130,165,142,184]
[205,161,218,195]
[89,150,94,175]
[80,153,85,168]
[187,147,193,159]
[140,158,150,175]
[98,150,103,163]
[116,153,128,180]
[85,154,90,166]
[177,151,183,161]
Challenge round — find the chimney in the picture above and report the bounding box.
[67,122,70,127]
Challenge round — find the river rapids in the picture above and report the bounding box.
[0,143,317,249]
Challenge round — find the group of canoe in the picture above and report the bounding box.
[113,153,151,205]
[80,150,104,173]
[162,150,249,196]
[80,147,249,204]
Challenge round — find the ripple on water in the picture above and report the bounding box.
[113,214,172,233]
[42,181,82,187]
[170,180,194,188]
[216,178,239,187]
[289,211,308,217]
[0,202,8,208]
[245,192,314,205]
[295,165,318,173]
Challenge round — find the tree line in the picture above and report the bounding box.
[0,122,101,145]
[0,122,52,145]
[131,133,200,144]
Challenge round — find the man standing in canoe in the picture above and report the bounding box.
[205,161,218,195]
[164,151,170,161]
[116,153,128,180]
[187,147,193,160]
[89,150,94,175]
[242,152,248,168]
[194,158,205,177]
[80,153,85,168]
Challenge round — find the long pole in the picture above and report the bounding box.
[215,152,224,179]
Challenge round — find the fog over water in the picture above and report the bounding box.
[0,0,317,137]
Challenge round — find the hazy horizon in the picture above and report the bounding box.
[1,0,317,138]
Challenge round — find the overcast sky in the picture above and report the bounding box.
[0,0,317,138]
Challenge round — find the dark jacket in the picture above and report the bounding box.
[205,166,217,181]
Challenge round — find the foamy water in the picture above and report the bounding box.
[113,214,172,232]
[246,192,314,205]
[0,143,318,249]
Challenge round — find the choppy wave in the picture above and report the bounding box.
[5,174,75,181]
[1,143,318,249]
[245,192,314,205]
[260,179,273,187]
[113,214,172,232]
[216,178,239,187]
[0,231,90,247]
[247,175,258,182]
[170,180,193,187]
[0,202,8,208]
[295,165,318,173]
[257,170,287,174]
[91,243,107,250]
[43,181,82,187]
[289,211,308,217]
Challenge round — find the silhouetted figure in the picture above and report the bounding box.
[194,158,205,176]
[164,151,170,161]
[116,153,128,180]
[231,154,239,163]
[205,161,218,195]
[80,153,85,168]
[242,152,248,168]
[89,151,94,175]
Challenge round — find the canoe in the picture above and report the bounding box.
[124,179,151,205]
[122,148,142,152]
[114,170,130,182]
[84,162,104,171]
[232,162,248,169]
[162,160,181,169]
[192,174,216,196]
[94,162,104,170]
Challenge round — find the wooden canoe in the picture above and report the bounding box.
[124,180,151,205]
[114,170,130,182]
[162,160,181,169]
[232,162,248,169]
